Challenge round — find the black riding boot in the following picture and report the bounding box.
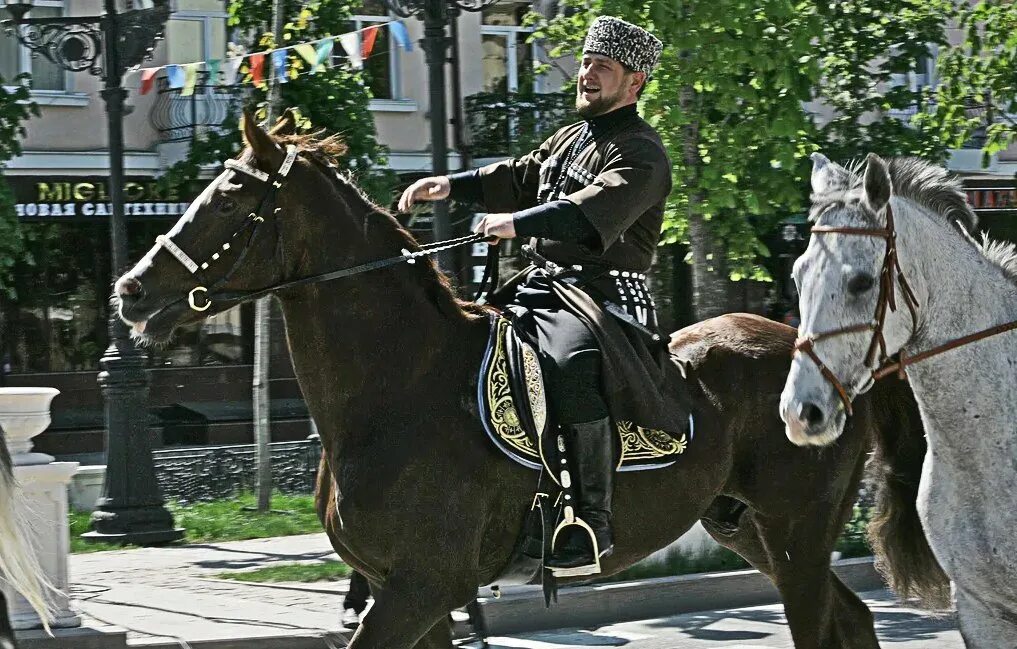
[546,417,614,576]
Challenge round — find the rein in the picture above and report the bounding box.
[795,201,1017,415]
[149,147,497,314]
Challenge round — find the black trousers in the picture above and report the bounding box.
[506,272,608,426]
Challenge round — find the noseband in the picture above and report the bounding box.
[147,146,493,314]
[793,204,920,415]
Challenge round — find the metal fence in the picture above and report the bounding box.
[150,71,243,143]
[152,436,323,502]
[465,90,574,158]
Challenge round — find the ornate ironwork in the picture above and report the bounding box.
[150,71,243,143]
[380,0,500,18]
[152,437,324,503]
[0,2,170,81]
[465,90,573,157]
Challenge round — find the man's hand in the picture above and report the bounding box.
[474,213,517,242]
[398,176,451,212]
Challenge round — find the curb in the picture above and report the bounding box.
[475,556,884,636]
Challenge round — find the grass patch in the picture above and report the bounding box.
[215,560,351,583]
[70,492,322,553]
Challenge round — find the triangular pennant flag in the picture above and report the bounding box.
[338,31,363,69]
[390,22,412,52]
[295,43,317,67]
[206,59,222,85]
[361,26,379,59]
[249,53,266,87]
[139,67,159,95]
[165,65,185,89]
[181,62,200,96]
[271,48,288,84]
[314,38,334,73]
[223,56,243,85]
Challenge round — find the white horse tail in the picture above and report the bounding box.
[0,438,54,632]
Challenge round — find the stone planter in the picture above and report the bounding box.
[0,387,81,630]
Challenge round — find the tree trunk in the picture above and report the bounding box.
[252,0,286,514]
[679,84,732,321]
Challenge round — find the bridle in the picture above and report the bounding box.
[147,146,495,315]
[794,201,1017,416]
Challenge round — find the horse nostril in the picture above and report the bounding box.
[117,276,143,298]
[798,402,826,429]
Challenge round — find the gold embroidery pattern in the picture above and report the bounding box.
[616,420,687,467]
[520,342,547,435]
[487,319,539,459]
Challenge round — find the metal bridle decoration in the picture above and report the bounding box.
[794,202,1017,417]
[152,146,493,314]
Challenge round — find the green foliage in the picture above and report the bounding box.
[70,492,322,552]
[920,1,1017,166]
[163,0,393,202]
[533,0,952,281]
[0,74,40,299]
[216,560,351,582]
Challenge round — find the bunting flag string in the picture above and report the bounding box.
[137,20,407,95]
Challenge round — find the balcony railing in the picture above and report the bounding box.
[465,90,574,158]
[150,71,243,143]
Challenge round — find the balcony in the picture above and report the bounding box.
[464,91,573,159]
[150,71,243,143]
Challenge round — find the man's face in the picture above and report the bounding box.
[576,53,643,118]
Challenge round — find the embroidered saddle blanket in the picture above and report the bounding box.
[478,315,691,473]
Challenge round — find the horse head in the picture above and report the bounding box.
[115,109,356,343]
[780,152,926,446]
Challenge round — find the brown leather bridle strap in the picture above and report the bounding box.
[793,336,856,416]
[874,319,1017,380]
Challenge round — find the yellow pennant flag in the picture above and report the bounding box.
[181,62,200,96]
[295,43,317,67]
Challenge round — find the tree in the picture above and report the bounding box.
[0,74,39,300]
[535,0,952,320]
[919,0,1017,166]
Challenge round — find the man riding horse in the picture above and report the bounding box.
[400,16,676,576]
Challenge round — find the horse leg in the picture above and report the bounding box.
[0,592,18,649]
[703,499,878,649]
[348,575,471,649]
[955,587,1017,649]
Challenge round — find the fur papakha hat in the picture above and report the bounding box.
[583,16,663,76]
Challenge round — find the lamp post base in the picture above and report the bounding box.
[81,526,184,545]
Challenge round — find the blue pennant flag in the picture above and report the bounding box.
[165,65,185,89]
[272,48,288,83]
[390,22,412,52]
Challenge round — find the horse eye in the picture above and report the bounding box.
[848,273,875,295]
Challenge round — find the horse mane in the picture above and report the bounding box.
[269,130,488,323]
[812,156,1017,286]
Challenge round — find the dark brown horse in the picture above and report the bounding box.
[115,115,944,648]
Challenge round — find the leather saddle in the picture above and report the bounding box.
[477,314,690,474]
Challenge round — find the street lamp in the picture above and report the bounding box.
[380,0,499,272]
[2,0,184,544]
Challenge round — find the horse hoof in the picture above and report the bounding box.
[341,608,361,629]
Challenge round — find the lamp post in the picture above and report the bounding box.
[380,0,499,273]
[1,0,183,544]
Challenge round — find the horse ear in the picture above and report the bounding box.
[241,108,284,169]
[863,153,892,214]
[269,107,299,136]
[810,152,850,195]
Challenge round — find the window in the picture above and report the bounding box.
[480,4,545,95]
[165,9,227,65]
[347,2,402,100]
[0,2,66,91]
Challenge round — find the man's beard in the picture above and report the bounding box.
[576,87,624,118]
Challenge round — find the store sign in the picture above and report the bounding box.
[9,176,198,221]
[966,187,1017,212]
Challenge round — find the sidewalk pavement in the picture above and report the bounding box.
[69,533,355,648]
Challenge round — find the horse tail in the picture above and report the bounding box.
[867,379,951,609]
[0,437,54,631]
